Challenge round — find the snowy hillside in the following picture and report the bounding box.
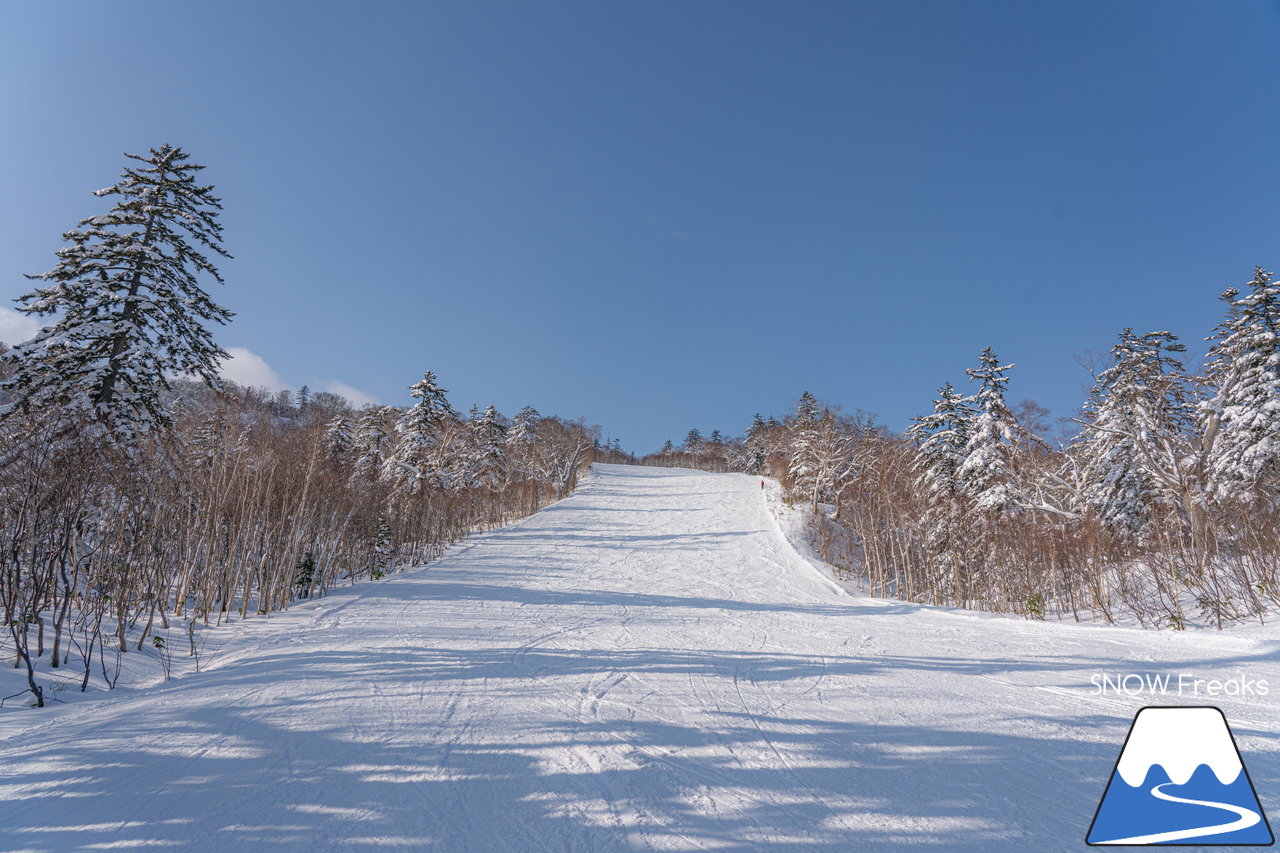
[1,464,1277,851]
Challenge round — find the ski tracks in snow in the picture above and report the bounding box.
[2,464,1280,851]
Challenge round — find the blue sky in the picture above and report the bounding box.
[2,1,1278,450]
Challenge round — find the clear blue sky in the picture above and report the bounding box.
[2,1,1278,450]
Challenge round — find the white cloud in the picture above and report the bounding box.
[322,380,378,408]
[217,347,378,409]
[220,346,288,392]
[0,307,39,345]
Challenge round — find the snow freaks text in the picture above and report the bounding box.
[1090,672,1269,697]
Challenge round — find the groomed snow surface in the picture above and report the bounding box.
[2,464,1278,851]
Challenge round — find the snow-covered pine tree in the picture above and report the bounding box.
[467,404,508,488]
[788,392,822,506]
[908,383,979,603]
[684,427,704,467]
[351,406,397,483]
[956,348,1021,512]
[0,145,232,442]
[795,391,818,426]
[744,412,768,474]
[1074,329,1196,537]
[1202,267,1280,504]
[507,405,541,444]
[503,405,540,481]
[384,371,454,490]
[433,417,473,491]
[908,383,975,499]
[1073,340,1149,537]
[323,414,355,467]
[722,437,752,474]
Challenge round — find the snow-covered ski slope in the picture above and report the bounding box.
[2,464,1278,851]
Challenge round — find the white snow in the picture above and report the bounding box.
[1,463,1278,850]
[1116,707,1242,787]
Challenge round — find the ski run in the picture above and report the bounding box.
[2,463,1278,851]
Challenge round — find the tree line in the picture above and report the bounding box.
[644,268,1280,630]
[0,146,605,706]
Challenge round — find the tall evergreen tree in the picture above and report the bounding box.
[1,145,232,440]
[909,383,975,498]
[385,371,454,489]
[744,412,768,473]
[1203,267,1280,503]
[1075,329,1196,535]
[909,383,979,601]
[351,406,397,483]
[323,414,355,467]
[503,405,541,481]
[956,347,1020,512]
[795,391,819,427]
[467,404,508,487]
[788,393,824,508]
[507,405,541,444]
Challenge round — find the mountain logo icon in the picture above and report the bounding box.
[1087,706,1273,846]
